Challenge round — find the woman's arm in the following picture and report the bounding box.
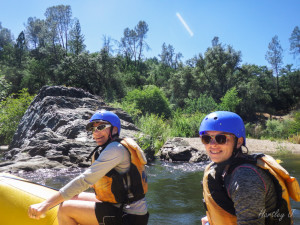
[228,165,267,225]
[28,192,64,219]
[59,143,128,200]
[201,216,209,225]
[28,142,128,219]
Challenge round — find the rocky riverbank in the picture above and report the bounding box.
[0,86,141,172]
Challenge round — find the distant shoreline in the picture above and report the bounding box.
[2,138,300,154]
[182,138,300,154]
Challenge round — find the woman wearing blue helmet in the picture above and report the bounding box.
[200,111,298,225]
[29,110,149,225]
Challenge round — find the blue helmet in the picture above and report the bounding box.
[199,111,246,146]
[86,110,121,136]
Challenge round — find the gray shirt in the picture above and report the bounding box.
[59,141,148,215]
[224,163,277,225]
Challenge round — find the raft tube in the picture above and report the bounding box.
[0,173,59,225]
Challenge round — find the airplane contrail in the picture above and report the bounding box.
[176,12,194,37]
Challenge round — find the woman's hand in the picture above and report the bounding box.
[28,202,48,219]
[201,216,209,225]
[28,192,64,220]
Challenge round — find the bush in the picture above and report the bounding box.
[170,110,205,137]
[136,114,171,155]
[219,87,242,112]
[245,122,264,139]
[123,85,172,119]
[288,134,300,144]
[284,111,300,144]
[0,89,34,145]
[111,101,142,122]
[184,94,218,114]
[289,111,300,135]
[0,73,11,101]
[262,119,292,139]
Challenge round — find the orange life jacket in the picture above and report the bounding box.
[203,154,300,225]
[91,138,148,204]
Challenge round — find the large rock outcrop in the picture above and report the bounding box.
[0,86,140,172]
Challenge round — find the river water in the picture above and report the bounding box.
[5,154,300,225]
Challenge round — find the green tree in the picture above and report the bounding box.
[219,87,241,112]
[54,50,124,100]
[279,67,300,110]
[135,21,150,63]
[265,35,283,96]
[184,94,218,114]
[236,64,273,120]
[119,27,136,62]
[45,5,73,54]
[116,22,150,89]
[0,73,11,101]
[168,66,194,108]
[0,89,34,145]
[25,17,47,49]
[21,57,50,93]
[289,26,300,61]
[211,36,219,47]
[159,43,182,69]
[119,21,149,65]
[68,18,86,55]
[0,23,14,48]
[124,85,171,118]
[0,22,14,63]
[194,38,242,101]
[145,57,175,88]
[102,35,114,55]
[96,49,125,100]
[14,31,27,67]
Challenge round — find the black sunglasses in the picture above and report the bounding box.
[89,124,111,132]
[200,134,234,145]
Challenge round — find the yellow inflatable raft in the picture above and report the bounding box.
[0,173,59,225]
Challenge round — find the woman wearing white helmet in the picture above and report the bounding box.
[200,111,299,225]
[29,110,149,225]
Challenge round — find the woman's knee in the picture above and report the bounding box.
[57,202,80,225]
[57,200,98,225]
[72,192,98,201]
[57,201,72,218]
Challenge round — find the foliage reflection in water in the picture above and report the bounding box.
[16,155,300,225]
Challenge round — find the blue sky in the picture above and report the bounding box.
[1,0,299,67]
